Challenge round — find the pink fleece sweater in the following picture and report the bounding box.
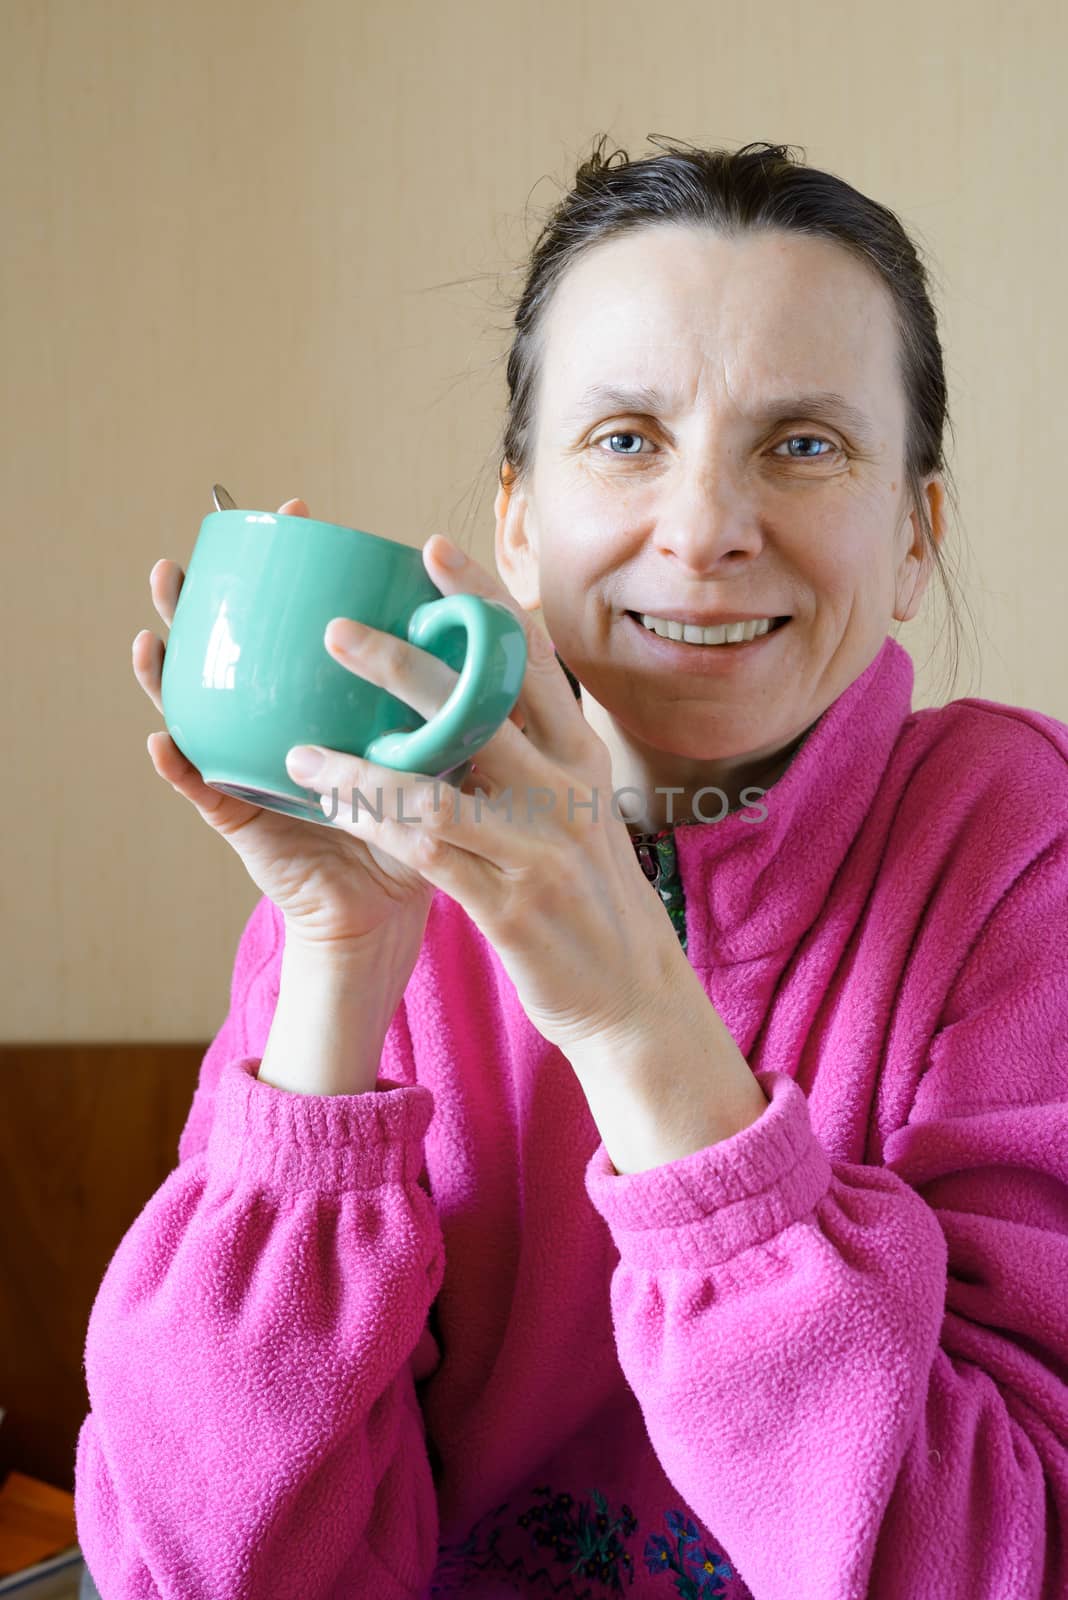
[75,634,1068,1599]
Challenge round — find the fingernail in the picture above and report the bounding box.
[286,745,325,781]
[326,618,365,654]
[434,537,466,570]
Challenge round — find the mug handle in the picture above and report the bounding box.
[362,594,527,776]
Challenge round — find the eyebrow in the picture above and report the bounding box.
[563,383,879,446]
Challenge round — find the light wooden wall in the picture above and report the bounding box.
[4,0,1066,1040]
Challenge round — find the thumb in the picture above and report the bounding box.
[277,498,310,517]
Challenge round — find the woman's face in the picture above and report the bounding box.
[495,224,946,782]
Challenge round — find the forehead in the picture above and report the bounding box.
[536,224,902,422]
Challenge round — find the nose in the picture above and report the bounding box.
[652,468,764,572]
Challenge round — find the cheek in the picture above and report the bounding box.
[554,465,643,532]
[786,506,892,598]
[537,527,620,608]
[536,578,586,645]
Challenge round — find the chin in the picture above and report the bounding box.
[622,707,779,763]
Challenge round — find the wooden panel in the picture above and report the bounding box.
[0,1044,207,1492]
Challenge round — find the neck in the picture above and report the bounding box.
[579,696,816,834]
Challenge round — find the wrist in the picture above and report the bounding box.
[282,908,425,976]
[565,936,688,1064]
[258,940,407,1099]
[279,929,414,1028]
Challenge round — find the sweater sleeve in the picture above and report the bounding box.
[583,835,1068,1600]
[74,896,445,1600]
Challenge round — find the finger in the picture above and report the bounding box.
[420,536,581,756]
[145,729,261,833]
[322,615,467,726]
[132,629,165,715]
[500,619,588,763]
[149,559,184,629]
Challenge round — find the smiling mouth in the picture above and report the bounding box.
[624,611,792,647]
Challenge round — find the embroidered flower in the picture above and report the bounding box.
[644,1508,733,1597]
[517,1484,637,1591]
[431,1485,742,1598]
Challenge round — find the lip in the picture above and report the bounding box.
[629,609,789,627]
[623,610,791,666]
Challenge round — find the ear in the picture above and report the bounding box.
[893,474,947,624]
[494,462,542,613]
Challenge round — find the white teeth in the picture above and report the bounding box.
[640,614,775,646]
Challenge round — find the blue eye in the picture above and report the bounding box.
[598,431,648,455]
[594,431,839,460]
[774,436,836,459]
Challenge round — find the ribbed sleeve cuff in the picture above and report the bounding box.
[205,1056,436,1191]
[583,1069,831,1267]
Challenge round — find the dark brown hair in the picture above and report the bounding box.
[489,134,975,701]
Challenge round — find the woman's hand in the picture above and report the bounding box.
[132,500,523,970]
[283,535,681,1055]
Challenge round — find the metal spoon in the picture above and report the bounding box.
[212,483,237,511]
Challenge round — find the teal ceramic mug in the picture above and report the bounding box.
[160,509,528,825]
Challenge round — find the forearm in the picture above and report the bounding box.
[257,934,411,1097]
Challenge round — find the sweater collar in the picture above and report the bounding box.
[671,633,915,971]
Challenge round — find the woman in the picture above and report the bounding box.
[79,138,1068,1599]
